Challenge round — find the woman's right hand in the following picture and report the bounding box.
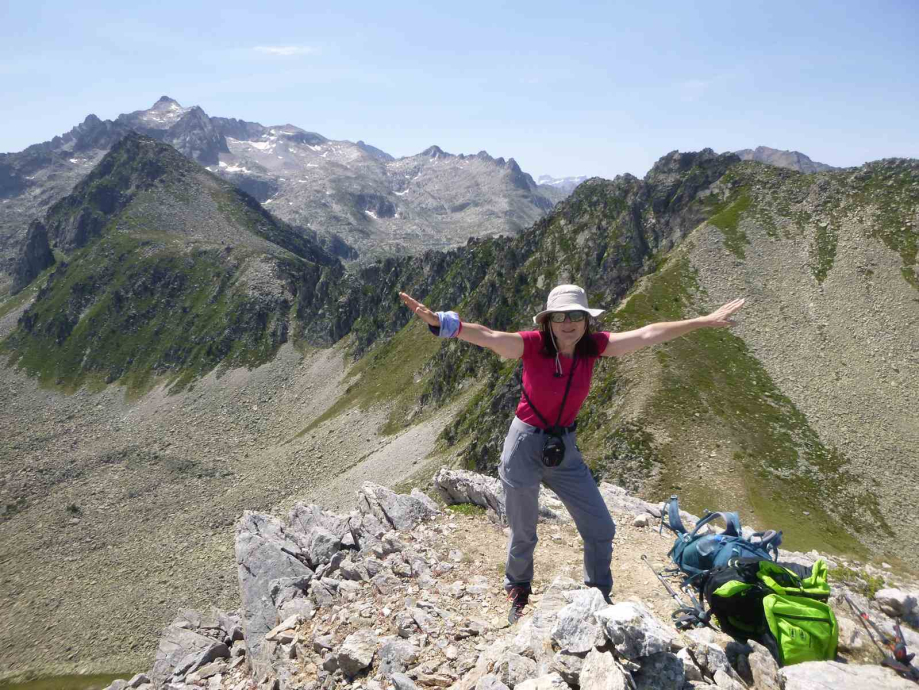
[399,292,440,328]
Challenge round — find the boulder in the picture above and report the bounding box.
[378,636,420,676]
[781,660,918,689]
[514,672,569,690]
[234,511,313,678]
[493,652,538,687]
[595,601,677,660]
[358,482,439,531]
[548,651,583,686]
[578,648,631,690]
[391,672,419,690]
[511,577,582,661]
[337,629,378,677]
[434,469,506,523]
[286,503,351,567]
[632,652,685,690]
[874,588,918,618]
[747,640,781,690]
[473,675,510,690]
[836,615,867,652]
[550,588,607,653]
[150,624,228,686]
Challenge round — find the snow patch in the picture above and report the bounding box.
[307,163,319,168]
[365,210,378,219]
[218,161,228,168]
[249,141,272,151]
[394,190,408,196]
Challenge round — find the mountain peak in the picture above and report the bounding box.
[152,96,182,110]
[734,146,836,173]
[421,145,445,158]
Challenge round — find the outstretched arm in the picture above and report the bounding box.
[399,292,524,359]
[601,298,746,358]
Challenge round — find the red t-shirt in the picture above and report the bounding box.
[514,330,610,428]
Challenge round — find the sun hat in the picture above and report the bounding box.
[533,284,605,325]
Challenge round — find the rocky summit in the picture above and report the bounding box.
[93,474,919,690]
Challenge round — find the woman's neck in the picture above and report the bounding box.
[558,344,576,357]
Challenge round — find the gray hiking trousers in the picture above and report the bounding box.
[499,416,616,595]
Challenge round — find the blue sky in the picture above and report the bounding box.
[2,0,917,179]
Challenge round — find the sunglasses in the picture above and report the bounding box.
[548,311,587,323]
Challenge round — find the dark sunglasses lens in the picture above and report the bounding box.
[549,311,587,323]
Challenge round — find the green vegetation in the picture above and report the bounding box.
[830,564,887,599]
[296,319,442,436]
[2,228,305,396]
[809,221,839,284]
[599,256,888,555]
[446,502,487,517]
[853,162,919,291]
[707,189,752,259]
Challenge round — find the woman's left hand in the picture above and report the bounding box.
[699,298,746,327]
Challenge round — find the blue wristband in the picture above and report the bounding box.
[429,311,461,338]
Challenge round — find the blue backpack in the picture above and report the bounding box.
[665,496,783,583]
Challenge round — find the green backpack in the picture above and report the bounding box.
[701,557,838,666]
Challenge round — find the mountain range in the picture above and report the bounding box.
[0,97,569,296]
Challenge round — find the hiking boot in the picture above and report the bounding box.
[507,585,531,624]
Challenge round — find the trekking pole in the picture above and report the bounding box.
[844,595,919,683]
[641,555,708,630]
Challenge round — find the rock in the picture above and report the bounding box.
[595,601,677,660]
[358,482,439,531]
[578,648,631,690]
[434,470,506,523]
[216,610,244,642]
[514,672,569,690]
[391,672,419,690]
[685,639,744,686]
[632,514,651,527]
[512,576,582,661]
[874,588,918,618]
[473,675,509,690]
[550,588,607,653]
[310,580,336,608]
[781,660,918,689]
[747,640,781,690]
[234,511,313,678]
[545,651,581,686]
[597,483,662,519]
[493,652,538,687]
[712,668,745,690]
[340,558,370,581]
[676,649,703,682]
[337,629,378,677]
[378,636,420,675]
[150,624,229,686]
[410,489,441,515]
[172,641,230,678]
[372,570,402,594]
[632,652,685,690]
[126,674,150,689]
[264,614,302,642]
[836,615,867,652]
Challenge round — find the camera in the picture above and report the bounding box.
[542,432,566,467]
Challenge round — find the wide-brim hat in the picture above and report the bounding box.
[533,284,605,325]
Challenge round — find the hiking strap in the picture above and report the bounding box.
[689,510,743,539]
[665,496,688,535]
[520,356,578,433]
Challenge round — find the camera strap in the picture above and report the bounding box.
[520,356,578,435]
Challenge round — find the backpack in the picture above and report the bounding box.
[665,496,783,584]
[701,557,837,666]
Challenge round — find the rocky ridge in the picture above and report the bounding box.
[99,471,919,690]
[733,147,837,174]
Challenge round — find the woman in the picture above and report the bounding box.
[399,284,744,622]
